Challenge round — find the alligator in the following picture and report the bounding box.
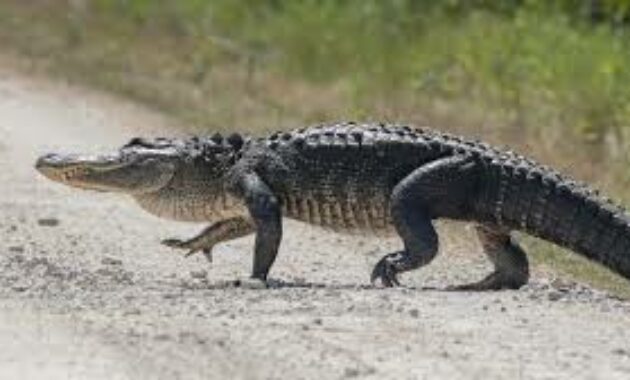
[35,122,630,289]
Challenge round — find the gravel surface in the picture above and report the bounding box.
[1,63,630,380]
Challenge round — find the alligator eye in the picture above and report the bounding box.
[126,137,143,146]
[210,133,223,144]
[227,133,244,150]
[124,137,153,148]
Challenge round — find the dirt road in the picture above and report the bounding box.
[2,63,630,380]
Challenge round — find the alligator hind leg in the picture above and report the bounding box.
[370,211,438,287]
[371,156,478,287]
[162,217,255,262]
[450,225,529,291]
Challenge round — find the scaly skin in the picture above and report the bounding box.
[35,122,630,289]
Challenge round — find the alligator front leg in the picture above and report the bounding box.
[229,172,282,285]
[162,217,255,263]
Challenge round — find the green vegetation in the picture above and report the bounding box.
[2,0,630,296]
[525,237,630,299]
[2,2,630,146]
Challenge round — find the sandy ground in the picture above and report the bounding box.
[2,62,630,380]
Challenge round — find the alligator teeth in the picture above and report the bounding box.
[60,167,87,181]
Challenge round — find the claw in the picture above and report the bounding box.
[391,275,400,287]
[370,257,400,287]
[162,238,210,261]
[446,271,525,291]
[233,277,267,289]
[161,238,186,248]
[183,249,199,258]
[201,248,213,263]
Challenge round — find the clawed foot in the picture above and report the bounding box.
[446,271,527,291]
[161,238,214,263]
[232,277,268,289]
[370,255,401,287]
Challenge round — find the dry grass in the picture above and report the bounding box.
[525,238,630,299]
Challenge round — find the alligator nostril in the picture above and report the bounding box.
[35,154,55,169]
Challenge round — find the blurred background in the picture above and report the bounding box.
[2,0,630,194]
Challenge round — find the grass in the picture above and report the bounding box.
[2,0,630,297]
[525,238,630,299]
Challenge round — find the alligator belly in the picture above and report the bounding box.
[280,194,395,235]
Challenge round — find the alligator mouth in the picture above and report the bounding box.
[35,153,126,183]
[56,166,90,181]
[36,150,177,194]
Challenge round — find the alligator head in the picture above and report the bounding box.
[35,137,186,194]
[35,134,245,221]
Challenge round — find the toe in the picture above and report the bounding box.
[370,261,386,285]
[234,277,268,289]
[161,238,184,248]
[201,249,213,263]
[370,259,399,287]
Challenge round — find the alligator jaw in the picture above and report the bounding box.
[36,152,124,184]
[36,150,162,194]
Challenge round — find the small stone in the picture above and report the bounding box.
[8,246,24,253]
[190,270,208,279]
[101,257,122,266]
[313,318,323,325]
[11,282,30,292]
[123,309,141,316]
[154,333,170,341]
[548,292,563,301]
[37,218,60,227]
[343,368,360,378]
[409,309,420,318]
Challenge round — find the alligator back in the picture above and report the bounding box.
[256,123,449,232]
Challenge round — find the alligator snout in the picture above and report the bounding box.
[36,153,64,169]
[35,153,90,182]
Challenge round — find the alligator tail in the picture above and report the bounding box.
[538,183,630,279]
[485,158,630,279]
